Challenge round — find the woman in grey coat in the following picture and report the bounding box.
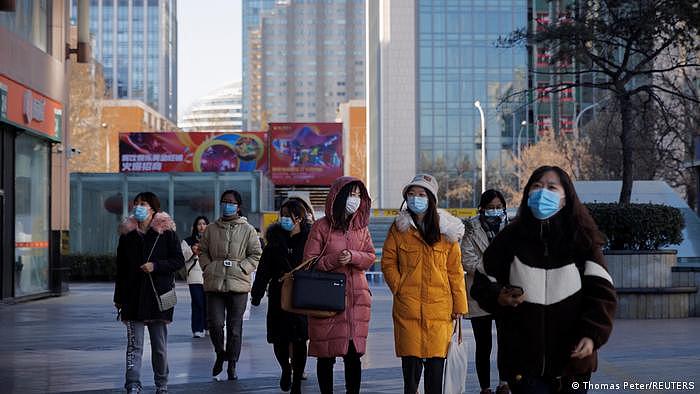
[461,189,510,394]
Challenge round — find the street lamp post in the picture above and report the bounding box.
[516,120,528,157]
[474,100,486,193]
[575,96,613,139]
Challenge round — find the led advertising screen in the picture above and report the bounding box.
[119,132,268,173]
[269,123,343,186]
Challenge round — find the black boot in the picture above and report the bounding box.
[280,366,292,391]
[291,377,302,394]
[212,352,225,379]
[227,362,238,380]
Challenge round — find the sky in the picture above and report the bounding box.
[177,0,242,121]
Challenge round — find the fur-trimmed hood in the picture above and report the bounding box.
[394,208,465,243]
[119,212,176,235]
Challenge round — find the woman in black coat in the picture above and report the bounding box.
[251,198,311,394]
[114,192,185,394]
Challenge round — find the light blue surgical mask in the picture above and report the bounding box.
[484,209,504,218]
[280,216,295,232]
[407,196,429,214]
[221,203,238,217]
[133,205,150,222]
[528,188,563,220]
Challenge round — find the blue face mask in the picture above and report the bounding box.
[484,209,504,218]
[280,216,295,232]
[407,196,429,214]
[221,203,238,217]
[133,205,150,222]
[528,188,563,220]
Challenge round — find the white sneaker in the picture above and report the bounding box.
[193,331,205,338]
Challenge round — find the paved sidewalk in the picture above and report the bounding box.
[0,283,698,393]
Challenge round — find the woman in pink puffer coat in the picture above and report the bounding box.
[303,176,375,394]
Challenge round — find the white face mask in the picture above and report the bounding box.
[345,196,361,214]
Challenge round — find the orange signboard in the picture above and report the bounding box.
[15,241,49,248]
[0,74,63,141]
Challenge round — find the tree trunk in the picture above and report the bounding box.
[618,94,634,204]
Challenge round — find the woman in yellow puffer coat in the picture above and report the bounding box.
[381,174,468,394]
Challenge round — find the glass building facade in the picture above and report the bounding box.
[416,0,528,205]
[530,0,594,138]
[71,0,178,121]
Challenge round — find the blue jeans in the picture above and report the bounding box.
[124,321,168,390]
[189,284,207,333]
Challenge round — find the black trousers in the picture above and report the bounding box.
[509,374,591,394]
[206,292,248,364]
[401,356,445,394]
[471,315,507,389]
[273,340,307,381]
[316,341,362,394]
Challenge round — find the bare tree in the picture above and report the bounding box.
[500,0,700,204]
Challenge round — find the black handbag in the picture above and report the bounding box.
[291,269,346,312]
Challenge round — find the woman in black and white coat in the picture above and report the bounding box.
[471,166,617,394]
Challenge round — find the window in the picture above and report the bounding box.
[560,85,574,102]
[536,83,551,101]
[0,0,51,53]
[535,12,549,31]
[536,46,551,67]
[560,116,574,134]
[15,134,50,296]
[537,115,552,136]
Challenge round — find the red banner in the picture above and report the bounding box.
[119,132,268,173]
[269,123,343,186]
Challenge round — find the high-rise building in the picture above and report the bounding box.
[246,0,366,129]
[530,0,594,139]
[367,0,600,208]
[180,82,243,132]
[70,0,178,122]
[242,0,276,130]
[368,0,528,208]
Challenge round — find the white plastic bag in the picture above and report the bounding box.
[443,319,469,393]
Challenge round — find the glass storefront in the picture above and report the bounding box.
[14,133,50,297]
[70,172,269,255]
[173,176,216,240]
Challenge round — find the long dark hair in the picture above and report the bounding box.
[220,189,244,217]
[332,182,360,231]
[479,189,507,211]
[406,187,441,246]
[516,166,604,253]
[190,216,209,241]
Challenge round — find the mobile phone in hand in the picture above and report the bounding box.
[505,285,524,297]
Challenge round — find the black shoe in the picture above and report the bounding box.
[280,367,292,391]
[290,379,302,394]
[227,364,238,380]
[212,353,225,379]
